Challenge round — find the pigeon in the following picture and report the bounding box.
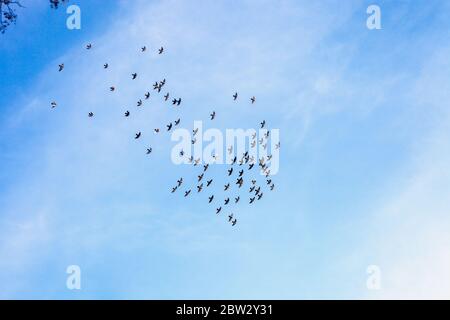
[224,183,230,191]
[208,195,214,203]
[252,132,257,139]
[235,196,240,203]
[141,46,146,52]
[251,96,256,104]
[248,164,254,170]
[171,186,177,193]
[233,92,238,100]
[184,190,191,197]
[145,92,150,99]
[210,111,216,120]
[207,179,213,187]
[132,73,137,80]
[58,64,64,72]
[86,43,92,49]
[267,179,272,185]
[228,168,233,176]
[172,98,181,106]
[164,93,170,101]
[158,47,164,54]
[267,155,273,161]
[249,197,255,204]
[194,158,200,166]
[197,184,203,193]
[193,128,199,136]
[260,120,266,128]
[249,186,255,192]
[104,63,108,69]
[174,118,181,126]
[231,219,237,226]
[257,193,263,200]
[216,207,222,214]
[146,148,152,154]
[203,164,209,172]
[228,214,233,222]
[255,187,261,195]
[124,111,130,117]
[153,82,160,90]
[135,132,141,139]
[198,173,204,182]
[191,138,197,145]
[239,169,244,177]
[51,101,57,108]
[179,150,184,157]
[251,180,256,185]
[231,156,237,165]
[270,183,275,191]
[154,128,160,133]
[228,146,233,155]
[137,100,143,107]
[88,112,94,117]
[236,177,244,188]
[275,142,280,149]
[177,178,183,187]
[166,123,173,131]
[224,198,230,205]
[110,86,115,92]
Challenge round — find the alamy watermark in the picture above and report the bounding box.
[171,121,280,176]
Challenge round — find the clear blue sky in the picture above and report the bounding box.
[1,0,450,299]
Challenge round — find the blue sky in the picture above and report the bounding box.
[1,0,450,299]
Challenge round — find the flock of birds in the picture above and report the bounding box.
[53,43,279,228]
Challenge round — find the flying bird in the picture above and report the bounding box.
[172,98,181,106]
[158,47,164,54]
[235,196,240,203]
[141,46,146,52]
[210,111,216,120]
[197,184,203,193]
[257,193,263,200]
[124,111,130,117]
[145,92,150,99]
[166,123,173,131]
[174,118,181,126]
[228,168,233,176]
[154,128,160,133]
[171,186,177,193]
[164,93,170,101]
[216,207,222,214]
[104,63,108,69]
[208,195,214,203]
[275,142,280,149]
[86,43,92,49]
[233,92,238,100]
[132,73,137,80]
[251,96,256,104]
[224,198,230,205]
[146,148,152,154]
[260,120,266,128]
[228,214,234,222]
[207,179,213,187]
[177,178,183,187]
[137,99,143,107]
[249,197,255,204]
[58,63,64,72]
[110,86,115,92]
[184,190,191,197]
[198,173,204,182]
[231,219,237,226]
[224,183,230,191]
[51,101,57,108]
[135,132,141,139]
[88,112,94,117]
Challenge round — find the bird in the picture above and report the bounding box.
[239,169,244,177]
[262,143,267,150]
[228,214,233,222]
[249,186,255,192]
[166,123,173,131]
[270,183,275,191]
[135,132,141,139]
[260,120,266,128]
[154,128,160,133]
[137,100,143,107]
[252,132,257,140]
[255,187,261,195]
[224,198,230,205]
[132,73,137,80]
[193,128,199,136]
[146,148,152,154]
[210,111,216,120]
[198,173,204,182]
[248,164,254,170]
[208,195,214,203]
[207,179,213,187]
[216,207,222,214]
[197,184,203,193]
[86,43,92,49]
[227,146,233,155]
[88,112,94,117]
[177,178,183,187]
[191,138,197,145]
[171,186,177,193]
[145,92,150,99]
[224,183,230,191]
[160,79,166,86]
[251,96,256,104]
[228,168,233,176]
[51,101,57,108]
[110,86,115,92]
[249,197,255,204]
[174,118,181,126]
[124,111,130,117]
[164,93,170,101]
[267,155,273,161]
[236,177,244,188]
[257,193,263,200]
[153,82,159,90]
[267,179,272,185]
[251,180,256,185]
[141,46,146,52]
[194,158,200,166]
[58,63,64,72]
[158,47,164,54]
[275,142,280,149]
[104,63,108,69]
[264,131,270,139]
[231,219,237,226]
[203,164,209,172]
[233,92,238,100]
[184,190,191,197]
[172,98,181,106]
[235,196,240,203]
[231,156,237,165]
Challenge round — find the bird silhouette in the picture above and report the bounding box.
[51,101,57,108]
[251,96,256,104]
[228,168,233,176]
[145,92,150,99]
[132,73,137,80]
[198,173,204,182]
[174,118,181,126]
[86,43,92,49]
[184,190,191,197]
[141,46,146,52]
[135,132,141,139]
[216,207,222,214]
[88,112,94,117]
[249,197,255,204]
[260,120,266,128]
[171,186,177,193]
[197,183,203,193]
[125,111,130,117]
[177,178,183,187]
[210,111,216,120]
[158,47,164,54]
[208,195,214,203]
[164,93,170,101]
[207,179,213,187]
[203,164,209,172]
[104,63,108,69]
[166,123,173,131]
[224,183,230,191]
[146,148,152,154]
[235,196,240,203]
[231,219,237,226]
[137,100,143,107]
[110,86,115,92]
[224,198,230,205]
[233,92,238,100]
[58,63,64,72]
